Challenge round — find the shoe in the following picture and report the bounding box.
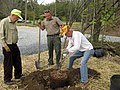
[48,63,54,65]
[15,74,25,81]
[48,62,54,65]
[55,64,61,70]
[81,81,88,84]
[20,74,26,81]
[67,68,74,73]
[13,78,21,82]
[4,80,14,85]
[80,82,88,88]
[15,74,25,79]
[67,67,73,70]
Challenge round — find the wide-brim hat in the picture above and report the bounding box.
[11,9,23,19]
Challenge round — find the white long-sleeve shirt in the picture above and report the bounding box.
[66,31,93,52]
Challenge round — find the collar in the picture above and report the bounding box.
[45,16,53,21]
[8,16,12,23]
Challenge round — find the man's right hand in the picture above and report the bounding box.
[62,49,69,58]
[63,53,67,58]
[39,25,45,30]
[4,44,10,52]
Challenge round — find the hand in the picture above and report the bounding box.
[62,49,69,58]
[63,49,69,55]
[63,53,67,58]
[37,22,41,27]
[38,21,41,25]
[4,44,10,52]
[38,24,45,30]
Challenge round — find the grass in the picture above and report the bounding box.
[1,22,119,89]
[0,51,120,90]
[71,22,81,29]
[16,22,81,28]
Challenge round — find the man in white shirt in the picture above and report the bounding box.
[63,29,94,83]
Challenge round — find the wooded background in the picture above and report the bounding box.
[0,0,120,43]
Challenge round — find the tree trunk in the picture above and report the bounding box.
[93,0,102,42]
[93,19,101,42]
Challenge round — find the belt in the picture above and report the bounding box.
[47,33,59,37]
[7,43,16,45]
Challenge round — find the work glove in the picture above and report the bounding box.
[3,44,10,52]
[62,49,69,58]
[63,49,69,54]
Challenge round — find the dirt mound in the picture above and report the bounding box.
[18,68,100,90]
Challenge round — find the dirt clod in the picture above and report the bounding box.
[50,70,68,80]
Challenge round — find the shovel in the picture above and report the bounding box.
[35,28,42,69]
[59,36,67,70]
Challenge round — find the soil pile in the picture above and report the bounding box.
[19,68,100,90]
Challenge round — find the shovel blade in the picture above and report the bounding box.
[35,61,42,69]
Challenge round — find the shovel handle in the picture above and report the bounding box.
[38,28,41,61]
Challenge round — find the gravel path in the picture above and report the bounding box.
[17,26,48,55]
[0,26,48,62]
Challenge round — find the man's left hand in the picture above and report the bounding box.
[63,49,69,54]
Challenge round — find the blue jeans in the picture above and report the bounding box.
[68,49,94,83]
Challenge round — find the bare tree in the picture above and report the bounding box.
[0,0,24,16]
[57,0,92,27]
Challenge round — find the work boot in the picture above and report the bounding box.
[15,74,25,81]
[55,64,61,70]
[4,80,14,85]
[48,62,54,65]
[79,82,88,89]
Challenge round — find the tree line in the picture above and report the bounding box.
[0,0,120,43]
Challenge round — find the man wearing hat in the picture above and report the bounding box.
[39,10,64,69]
[63,29,94,84]
[0,9,23,85]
